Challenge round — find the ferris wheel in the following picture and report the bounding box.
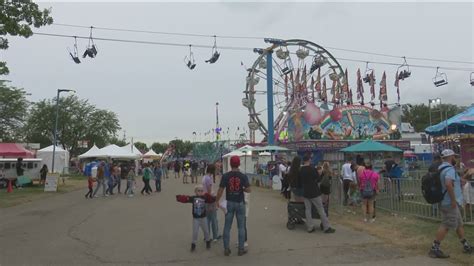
[243,39,345,143]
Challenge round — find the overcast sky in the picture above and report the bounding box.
[4,1,473,145]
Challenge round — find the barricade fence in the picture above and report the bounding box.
[330,177,474,225]
[248,173,473,225]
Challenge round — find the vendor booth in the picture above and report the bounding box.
[36,145,70,174]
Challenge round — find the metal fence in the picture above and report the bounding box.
[252,172,474,225]
[331,177,474,225]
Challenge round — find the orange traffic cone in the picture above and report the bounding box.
[7,180,13,193]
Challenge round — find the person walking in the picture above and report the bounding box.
[174,160,181,179]
[93,163,106,197]
[216,156,251,256]
[106,163,116,196]
[319,162,333,217]
[124,167,136,197]
[85,175,95,199]
[429,149,473,258]
[113,163,122,194]
[202,164,221,242]
[191,160,199,184]
[141,163,153,195]
[299,155,335,234]
[341,158,354,205]
[154,163,163,192]
[358,162,380,223]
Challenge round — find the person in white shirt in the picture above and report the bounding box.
[341,158,354,206]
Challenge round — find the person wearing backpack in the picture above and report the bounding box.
[358,162,379,223]
[428,149,472,259]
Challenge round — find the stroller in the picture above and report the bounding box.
[286,201,320,230]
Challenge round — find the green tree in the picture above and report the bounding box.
[169,139,194,158]
[402,104,467,132]
[0,81,29,141]
[151,142,168,153]
[1,0,53,75]
[25,95,121,158]
[133,141,148,153]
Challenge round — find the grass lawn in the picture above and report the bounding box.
[332,206,474,265]
[0,178,85,208]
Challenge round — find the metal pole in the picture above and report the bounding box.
[428,100,432,154]
[51,89,60,173]
[266,51,274,145]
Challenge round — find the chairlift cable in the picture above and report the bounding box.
[51,22,474,65]
[32,32,474,72]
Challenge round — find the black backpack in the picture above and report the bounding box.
[421,165,451,204]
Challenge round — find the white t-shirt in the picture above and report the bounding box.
[341,163,353,181]
[278,164,287,179]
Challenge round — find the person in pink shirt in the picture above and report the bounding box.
[358,162,380,223]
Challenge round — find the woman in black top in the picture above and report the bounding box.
[40,165,48,185]
[288,156,303,202]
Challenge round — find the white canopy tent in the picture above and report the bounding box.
[143,149,161,163]
[78,145,102,159]
[122,143,143,157]
[100,144,140,159]
[36,145,70,173]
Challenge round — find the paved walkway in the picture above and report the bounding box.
[0,175,448,265]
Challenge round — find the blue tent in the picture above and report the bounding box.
[425,106,474,136]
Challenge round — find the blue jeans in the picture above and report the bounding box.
[223,201,246,250]
[207,208,219,239]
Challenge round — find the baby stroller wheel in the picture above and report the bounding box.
[286,221,296,230]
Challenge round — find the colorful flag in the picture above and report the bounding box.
[315,68,321,99]
[370,71,376,101]
[356,68,364,104]
[302,65,307,95]
[379,71,387,102]
[322,77,327,103]
[310,77,315,102]
[331,79,337,103]
[394,70,400,103]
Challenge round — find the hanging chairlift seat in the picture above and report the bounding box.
[470,72,474,86]
[433,68,448,87]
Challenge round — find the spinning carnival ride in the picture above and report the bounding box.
[243,39,402,144]
[244,39,345,143]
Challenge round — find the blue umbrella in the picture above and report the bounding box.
[425,106,474,136]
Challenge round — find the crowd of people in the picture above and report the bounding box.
[84,160,165,198]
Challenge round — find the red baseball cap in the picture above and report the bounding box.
[230,156,240,168]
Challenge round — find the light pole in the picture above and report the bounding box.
[428,98,441,154]
[52,89,75,173]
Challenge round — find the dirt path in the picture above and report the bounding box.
[0,176,449,265]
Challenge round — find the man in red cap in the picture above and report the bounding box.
[216,155,251,256]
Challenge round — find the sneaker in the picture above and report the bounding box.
[428,248,449,258]
[307,227,315,233]
[190,243,196,252]
[212,239,218,242]
[224,249,231,256]
[463,244,473,254]
[216,235,222,240]
[324,228,336,234]
[238,249,248,256]
[206,240,211,249]
[244,242,249,248]
[370,218,376,223]
[363,218,368,223]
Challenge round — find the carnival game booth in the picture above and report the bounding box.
[36,145,70,174]
[425,105,474,168]
[340,140,404,172]
[222,145,272,184]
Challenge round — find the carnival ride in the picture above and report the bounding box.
[243,39,346,143]
[243,39,404,144]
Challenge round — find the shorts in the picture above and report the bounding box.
[440,206,463,229]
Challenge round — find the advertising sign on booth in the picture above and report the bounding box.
[44,174,59,192]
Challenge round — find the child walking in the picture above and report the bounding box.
[85,175,95,199]
[176,185,216,252]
